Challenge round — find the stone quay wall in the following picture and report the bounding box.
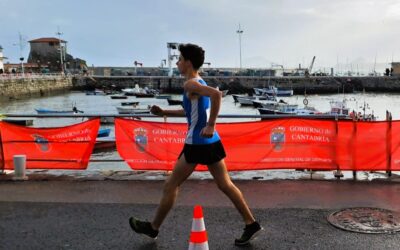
[0,76,73,102]
[73,75,400,94]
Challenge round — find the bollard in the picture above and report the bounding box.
[12,155,28,181]
[334,170,344,180]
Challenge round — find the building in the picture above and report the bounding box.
[3,63,43,73]
[28,37,86,73]
[391,62,400,76]
[0,45,7,74]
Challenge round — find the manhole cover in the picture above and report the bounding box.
[327,207,400,234]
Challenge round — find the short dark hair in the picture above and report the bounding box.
[178,43,205,70]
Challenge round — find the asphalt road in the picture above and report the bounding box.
[1,179,400,249]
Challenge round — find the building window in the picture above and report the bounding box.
[49,42,54,46]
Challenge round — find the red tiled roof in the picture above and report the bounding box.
[29,37,67,43]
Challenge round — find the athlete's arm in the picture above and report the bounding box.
[184,79,222,137]
[150,105,185,117]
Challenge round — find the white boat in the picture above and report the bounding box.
[116,106,151,114]
[258,104,318,116]
[328,100,350,116]
[237,94,277,106]
[237,96,257,106]
[254,86,293,97]
[252,100,280,109]
[232,94,255,103]
[121,84,145,96]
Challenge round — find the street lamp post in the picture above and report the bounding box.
[14,32,26,76]
[56,28,64,74]
[236,23,243,71]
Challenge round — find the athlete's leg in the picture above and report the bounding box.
[208,159,255,224]
[151,154,196,230]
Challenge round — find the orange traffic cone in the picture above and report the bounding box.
[188,205,209,250]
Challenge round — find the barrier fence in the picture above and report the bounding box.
[0,113,397,177]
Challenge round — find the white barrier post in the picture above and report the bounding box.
[12,155,28,181]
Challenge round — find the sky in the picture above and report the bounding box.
[1,0,400,73]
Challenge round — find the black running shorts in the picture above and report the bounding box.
[178,140,226,165]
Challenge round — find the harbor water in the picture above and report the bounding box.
[1,91,400,181]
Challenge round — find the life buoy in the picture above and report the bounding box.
[303,98,308,106]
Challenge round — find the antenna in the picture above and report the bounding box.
[13,32,26,76]
[236,23,244,70]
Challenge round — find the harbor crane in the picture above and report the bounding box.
[305,56,316,77]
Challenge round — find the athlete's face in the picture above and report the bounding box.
[176,54,191,74]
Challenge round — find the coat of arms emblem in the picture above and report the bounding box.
[270,126,285,151]
[31,134,51,152]
[134,128,148,152]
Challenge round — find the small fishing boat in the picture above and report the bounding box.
[134,92,154,98]
[35,108,82,114]
[254,86,293,97]
[121,101,139,106]
[116,106,151,114]
[258,105,320,117]
[156,95,172,99]
[167,98,183,106]
[110,95,128,99]
[252,100,280,109]
[97,128,111,138]
[232,94,271,103]
[85,89,105,95]
[2,119,34,126]
[232,94,252,103]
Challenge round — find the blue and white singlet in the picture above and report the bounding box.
[183,78,221,145]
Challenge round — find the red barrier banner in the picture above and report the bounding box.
[351,121,387,171]
[389,120,400,171]
[115,118,187,170]
[115,118,338,171]
[0,119,100,170]
[0,131,4,171]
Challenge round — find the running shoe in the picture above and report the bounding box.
[129,217,159,239]
[234,221,263,246]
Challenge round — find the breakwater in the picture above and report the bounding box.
[73,75,400,94]
[0,75,72,102]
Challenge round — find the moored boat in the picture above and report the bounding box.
[2,119,34,126]
[155,95,172,99]
[85,89,105,96]
[167,98,183,106]
[121,101,139,106]
[116,106,151,114]
[254,86,293,97]
[134,92,154,98]
[97,128,111,138]
[110,95,128,99]
[35,107,82,114]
